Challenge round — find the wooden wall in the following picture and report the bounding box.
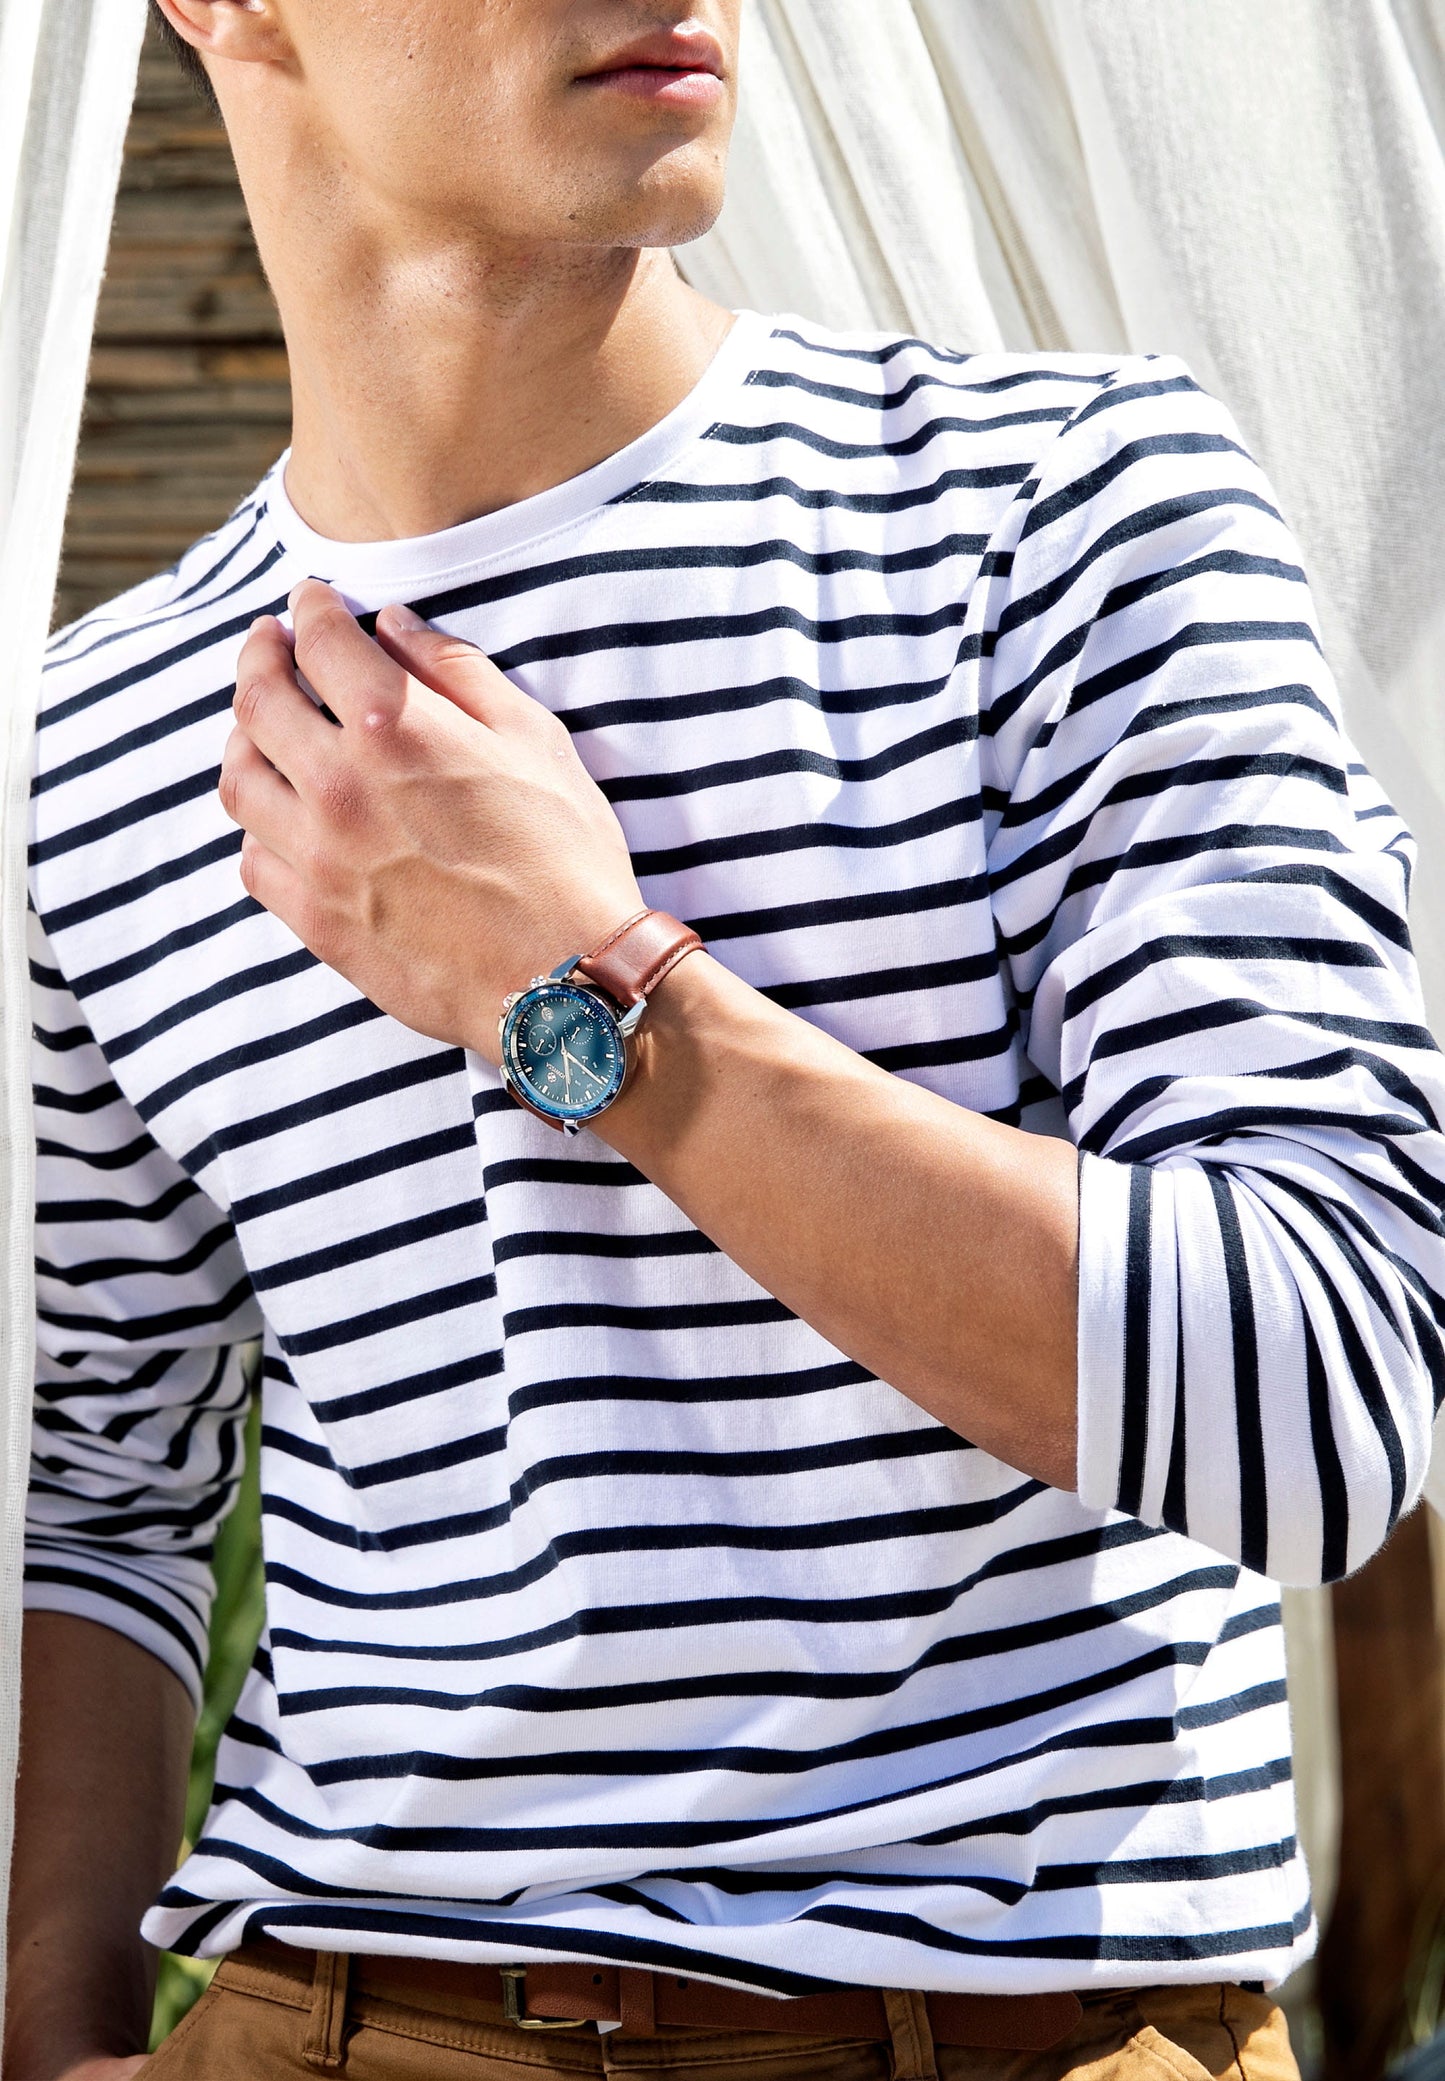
[53,20,290,632]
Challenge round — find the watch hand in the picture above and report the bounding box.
[561,1042,600,1089]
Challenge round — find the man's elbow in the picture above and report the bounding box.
[1271,1395,1436,1589]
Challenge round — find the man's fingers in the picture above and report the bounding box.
[375,602,524,729]
[219,725,308,866]
[238,833,320,951]
[293,584,535,741]
[234,613,341,784]
[291,578,409,731]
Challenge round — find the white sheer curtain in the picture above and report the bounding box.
[0,0,147,2031]
[682,0,1445,1927]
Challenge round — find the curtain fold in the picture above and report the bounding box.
[691,0,1007,344]
[0,0,147,2033]
[1055,0,1445,1008]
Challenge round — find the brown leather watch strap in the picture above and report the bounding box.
[575,908,702,1008]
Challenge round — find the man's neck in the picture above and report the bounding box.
[249,189,732,546]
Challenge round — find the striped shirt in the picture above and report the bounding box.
[27,311,1445,1995]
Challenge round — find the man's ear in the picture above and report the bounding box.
[152,0,292,70]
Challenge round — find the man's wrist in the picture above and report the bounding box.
[612,944,726,1112]
[596,948,800,1161]
[490,908,701,1132]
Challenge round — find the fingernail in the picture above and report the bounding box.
[288,576,331,612]
[383,603,427,632]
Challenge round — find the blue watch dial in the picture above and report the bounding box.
[502,983,626,1124]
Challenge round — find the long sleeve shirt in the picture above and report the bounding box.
[26,311,1445,1993]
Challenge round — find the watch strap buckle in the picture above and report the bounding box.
[549,955,646,1037]
[616,995,647,1039]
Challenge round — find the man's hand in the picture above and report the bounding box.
[220,580,645,1057]
[219,577,1079,1490]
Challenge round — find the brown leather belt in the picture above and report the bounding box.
[233,1939,1085,2052]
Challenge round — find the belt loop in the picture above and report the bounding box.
[883,1990,938,2081]
[618,1967,657,2037]
[303,1950,351,2071]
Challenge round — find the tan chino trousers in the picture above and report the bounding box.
[136,1945,1301,2081]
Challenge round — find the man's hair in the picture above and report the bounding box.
[149,3,221,115]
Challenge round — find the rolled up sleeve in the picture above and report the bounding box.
[26,903,262,1703]
[983,358,1445,1584]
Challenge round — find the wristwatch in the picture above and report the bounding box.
[499,908,702,1134]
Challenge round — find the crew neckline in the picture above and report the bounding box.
[265,308,770,598]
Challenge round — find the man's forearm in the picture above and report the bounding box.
[6,1612,194,2081]
[222,590,1079,1484]
[601,952,1080,1490]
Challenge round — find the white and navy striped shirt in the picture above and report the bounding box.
[27,312,1445,1994]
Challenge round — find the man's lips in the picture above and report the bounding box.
[577,64,724,108]
[575,26,725,108]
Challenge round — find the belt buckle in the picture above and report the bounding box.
[500,1966,590,2031]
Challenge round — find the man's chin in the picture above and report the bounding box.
[501,206,722,255]
[557,158,731,251]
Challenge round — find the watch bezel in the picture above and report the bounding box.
[499,979,628,1128]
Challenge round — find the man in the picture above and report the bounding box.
[9,1,1443,2076]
